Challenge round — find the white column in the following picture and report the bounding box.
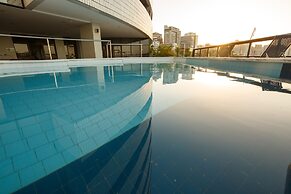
[80,23,103,58]
[55,40,67,59]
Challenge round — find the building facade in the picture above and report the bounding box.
[180,32,198,49]
[164,25,181,46]
[0,0,153,60]
[153,32,163,44]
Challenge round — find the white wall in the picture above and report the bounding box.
[77,0,153,39]
[55,40,67,59]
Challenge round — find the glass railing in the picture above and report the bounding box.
[0,0,23,7]
[192,33,291,58]
[0,33,150,60]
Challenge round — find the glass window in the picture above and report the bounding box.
[43,45,57,59]
[14,43,30,59]
[14,43,29,54]
[231,43,249,57]
[249,40,272,57]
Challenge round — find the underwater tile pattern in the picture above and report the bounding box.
[0,65,152,194]
[14,98,153,194]
[1,63,291,194]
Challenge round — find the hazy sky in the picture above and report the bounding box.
[152,0,291,45]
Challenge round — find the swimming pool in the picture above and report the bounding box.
[0,63,291,194]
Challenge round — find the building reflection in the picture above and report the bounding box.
[214,71,291,95]
[0,64,153,194]
[152,63,195,84]
[286,164,291,194]
[15,117,152,194]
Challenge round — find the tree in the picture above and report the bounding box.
[150,45,176,57]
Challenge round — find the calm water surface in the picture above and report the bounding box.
[0,63,291,194]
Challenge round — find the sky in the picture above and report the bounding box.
[152,0,291,45]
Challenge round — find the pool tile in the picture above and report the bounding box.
[43,153,66,173]
[62,145,82,163]
[70,130,88,144]
[0,147,5,160]
[63,176,88,194]
[98,119,112,130]
[18,117,37,128]
[14,185,36,194]
[27,133,48,149]
[0,173,21,194]
[0,159,14,178]
[85,125,100,137]
[51,188,66,194]
[79,138,97,155]
[19,162,46,186]
[93,131,110,147]
[46,129,65,142]
[0,122,17,133]
[87,179,111,194]
[39,120,55,132]
[54,136,74,152]
[21,124,42,137]
[35,144,57,160]
[5,140,29,157]
[1,130,22,144]
[61,123,75,135]
[14,109,32,118]
[35,172,62,194]
[13,151,37,171]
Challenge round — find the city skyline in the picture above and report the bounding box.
[152,0,291,45]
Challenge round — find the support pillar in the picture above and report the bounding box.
[55,40,66,59]
[80,23,103,58]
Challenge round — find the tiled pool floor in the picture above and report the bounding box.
[1,63,291,193]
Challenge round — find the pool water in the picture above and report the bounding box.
[0,63,291,194]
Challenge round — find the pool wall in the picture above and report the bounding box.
[1,57,291,80]
[185,57,291,80]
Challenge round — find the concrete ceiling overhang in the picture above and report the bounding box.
[0,0,150,39]
[0,4,85,38]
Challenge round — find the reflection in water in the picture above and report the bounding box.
[16,118,152,194]
[0,65,153,194]
[151,64,291,194]
[286,164,291,194]
[213,70,291,94]
[1,63,291,194]
[152,63,195,84]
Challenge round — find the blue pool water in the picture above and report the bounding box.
[0,63,291,194]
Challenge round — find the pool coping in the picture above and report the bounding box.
[0,57,291,79]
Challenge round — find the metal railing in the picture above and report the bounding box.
[110,43,144,58]
[0,33,113,60]
[0,33,147,60]
[192,33,291,58]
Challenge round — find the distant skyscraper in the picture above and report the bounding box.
[180,32,198,49]
[153,32,163,44]
[164,25,181,46]
[250,44,264,56]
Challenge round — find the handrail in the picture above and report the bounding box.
[0,33,145,59]
[192,33,291,58]
[0,33,112,59]
[110,43,144,57]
